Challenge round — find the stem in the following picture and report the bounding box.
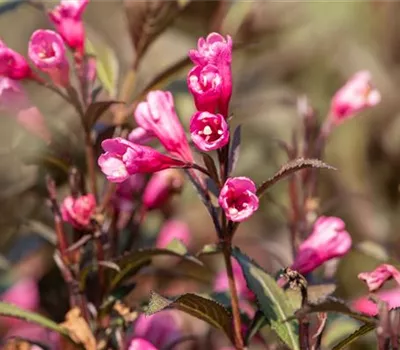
[85,134,98,200]
[222,239,244,350]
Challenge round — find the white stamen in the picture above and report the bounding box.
[217,130,223,135]
[203,125,212,135]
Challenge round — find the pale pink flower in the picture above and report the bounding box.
[48,0,89,54]
[0,43,31,80]
[358,264,400,292]
[28,30,70,87]
[218,177,259,222]
[128,126,155,145]
[291,216,352,275]
[330,71,381,124]
[190,111,229,151]
[142,169,185,210]
[0,77,51,143]
[156,219,190,249]
[4,324,60,349]
[98,138,187,183]
[352,288,400,316]
[128,338,158,350]
[187,64,222,113]
[134,91,193,162]
[61,193,96,229]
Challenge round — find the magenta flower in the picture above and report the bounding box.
[128,339,158,350]
[61,193,96,229]
[0,42,31,80]
[48,0,89,54]
[190,111,229,151]
[142,169,184,210]
[352,288,400,316]
[156,219,191,249]
[218,177,259,222]
[0,77,51,143]
[98,138,187,183]
[134,91,193,162]
[187,64,222,113]
[291,216,352,275]
[358,264,400,292]
[330,71,381,124]
[28,29,70,87]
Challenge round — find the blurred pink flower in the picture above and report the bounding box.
[134,91,193,162]
[218,177,259,222]
[0,77,51,143]
[358,264,400,292]
[291,216,352,275]
[28,30,70,87]
[187,64,222,113]
[156,219,190,249]
[132,311,182,349]
[128,338,158,350]
[0,42,31,80]
[114,174,145,212]
[190,111,229,151]
[128,126,155,145]
[5,323,60,349]
[142,169,185,210]
[48,0,88,54]
[330,71,381,124]
[61,193,96,229]
[98,138,187,183]
[352,288,400,316]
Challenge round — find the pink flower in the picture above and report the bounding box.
[128,339,158,350]
[134,91,193,162]
[291,216,352,275]
[156,219,190,249]
[98,138,187,183]
[61,193,96,229]
[190,111,229,151]
[114,174,145,212]
[187,64,222,113]
[352,288,400,316]
[358,264,400,292]
[0,43,31,80]
[48,0,89,54]
[0,77,51,143]
[4,324,60,348]
[142,169,185,210]
[330,71,381,124]
[28,30,70,87]
[133,311,182,349]
[218,177,259,222]
[128,126,155,145]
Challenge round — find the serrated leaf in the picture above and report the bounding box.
[108,239,205,292]
[244,310,269,346]
[256,158,335,198]
[0,302,79,347]
[332,323,375,350]
[147,292,234,342]
[84,100,123,130]
[228,125,241,176]
[232,247,300,350]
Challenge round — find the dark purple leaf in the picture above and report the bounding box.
[228,125,241,175]
[85,100,123,130]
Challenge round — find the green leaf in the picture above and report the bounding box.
[244,310,269,346]
[85,39,118,97]
[196,243,222,257]
[332,323,375,350]
[108,239,205,292]
[285,284,337,310]
[147,292,234,342]
[256,158,335,198]
[232,247,300,350]
[84,100,123,130]
[0,302,80,347]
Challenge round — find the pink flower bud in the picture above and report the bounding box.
[218,177,259,222]
[156,219,190,249]
[98,138,187,183]
[352,288,400,316]
[0,43,31,80]
[114,174,145,212]
[134,91,193,162]
[358,264,400,292]
[330,71,381,124]
[0,77,51,143]
[187,64,222,113]
[291,216,352,275]
[28,30,70,87]
[48,0,89,54]
[190,111,229,151]
[128,339,158,350]
[60,193,96,229]
[128,126,155,145]
[133,311,182,349]
[142,169,185,210]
